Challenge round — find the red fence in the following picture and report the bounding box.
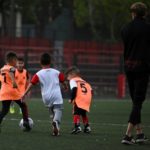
[0,38,125,97]
[0,37,52,51]
[63,40,123,66]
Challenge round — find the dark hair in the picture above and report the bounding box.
[40,53,51,65]
[130,2,147,17]
[6,52,17,63]
[17,57,24,62]
[65,66,80,77]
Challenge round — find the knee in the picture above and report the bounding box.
[134,94,145,103]
[132,103,142,111]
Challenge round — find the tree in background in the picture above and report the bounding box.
[0,0,150,40]
[73,0,150,41]
[0,0,63,37]
[0,0,16,36]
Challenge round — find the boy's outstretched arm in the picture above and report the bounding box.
[22,73,39,102]
[22,83,33,102]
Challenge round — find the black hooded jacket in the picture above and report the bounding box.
[121,17,150,72]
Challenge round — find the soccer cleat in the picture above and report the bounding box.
[23,121,31,132]
[71,126,82,134]
[121,135,135,145]
[84,126,91,133]
[135,133,149,144]
[52,121,59,136]
[10,106,15,114]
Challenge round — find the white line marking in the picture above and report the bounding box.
[4,118,150,128]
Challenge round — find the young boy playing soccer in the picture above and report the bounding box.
[0,52,31,132]
[22,53,65,136]
[65,66,92,134]
[10,57,30,114]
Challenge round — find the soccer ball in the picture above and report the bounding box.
[19,118,34,130]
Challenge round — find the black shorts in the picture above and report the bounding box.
[73,104,87,116]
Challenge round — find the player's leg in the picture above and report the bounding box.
[51,104,63,136]
[71,105,82,134]
[128,73,148,123]
[132,73,149,143]
[81,110,91,133]
[122,72,149,144]
[15,100,31,131]
[135,124,149,143]
[121,72,136,144]
[9,101,15,114]
[0,100,11,132]
[49,106,54,119]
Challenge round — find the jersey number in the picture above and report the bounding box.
[80,83,87,94]
[2,73,6,83]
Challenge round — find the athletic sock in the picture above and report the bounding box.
[73,115,80,127]
[82,116,89,126]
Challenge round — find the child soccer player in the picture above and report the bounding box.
[0,52,31,132]
[22,53,65,136]
[10,57,30,114]
[65,66,92,134]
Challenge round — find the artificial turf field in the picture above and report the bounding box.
[0,98,150,150]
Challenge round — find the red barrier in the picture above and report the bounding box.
[117,74,126,99]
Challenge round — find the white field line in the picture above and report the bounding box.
[4,118,150,128]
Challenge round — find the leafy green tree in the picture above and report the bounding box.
[73,0,150,41]
[0,0,63,37]
[0,0,150,39]
[17,0,63,37]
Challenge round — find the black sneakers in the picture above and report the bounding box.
[121,134,149,145]
[135,133,149,143]
[23,121,31,132]
[121,135,135,145]
[71,124,91,134]
[84,125,91,133]
[71,126,82,134]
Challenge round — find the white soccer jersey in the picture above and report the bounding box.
[35,68,63,107]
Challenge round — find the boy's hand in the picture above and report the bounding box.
[12,82,18,88]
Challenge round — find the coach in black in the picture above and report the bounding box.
[121,2,150,145]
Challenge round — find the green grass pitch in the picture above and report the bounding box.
[0,98,150,150]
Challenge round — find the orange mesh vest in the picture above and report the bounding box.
[0,74,2,82]
[0,65,22,100]
[73,77,92,112]
[15,69,28,95]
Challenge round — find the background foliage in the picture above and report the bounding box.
[0,0,150,40]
